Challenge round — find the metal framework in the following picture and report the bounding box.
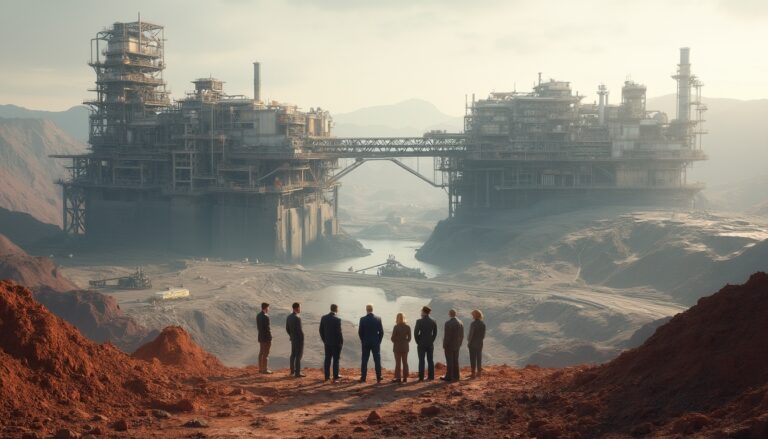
[61,183,86,235]
[306,135,466,157]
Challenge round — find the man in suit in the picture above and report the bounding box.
[414,305,438,381]
[319,304,343,383]
[358,304,384,383]
[285,302,305,378]
[256,302,273,374]
[441,309,464,382]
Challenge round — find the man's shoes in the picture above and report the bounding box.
[261,370,273,375]
[334,375,343,380]
[294,373,306,378]
[359,378,366,383]
[391,378,401,383]
[417,378,424,382]
[469,373,476,379]
[324,378,330,382]
[439,376,447,381]
[376,376,383,383]
[332,378,340,384]
[402,378,408,383]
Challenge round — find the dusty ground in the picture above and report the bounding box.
[60,257,684,369]
[68,365,557,439]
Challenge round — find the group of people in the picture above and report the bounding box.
[255,302,486,383]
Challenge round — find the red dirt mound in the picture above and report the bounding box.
[0,233,155,351]
[132,326,224,375]
[0,233,76,292]
[576,271,768,426]
[34,288,156,351]
[0,280,195,429]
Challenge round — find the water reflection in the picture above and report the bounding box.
[311,239,445,278]
[303,285,431,369]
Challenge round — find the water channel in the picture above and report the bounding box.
[306,238,447,369]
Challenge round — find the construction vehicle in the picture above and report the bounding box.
[89,267,152,289]
[354,255,427,279]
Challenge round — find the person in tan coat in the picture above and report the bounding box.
[390,312,412,383]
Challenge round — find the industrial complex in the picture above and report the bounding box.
[455,47,706,213]
[56,18,707,261]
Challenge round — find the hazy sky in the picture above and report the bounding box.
[1,0,766,116]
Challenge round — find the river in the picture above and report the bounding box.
[306,238,446,369]
[309,238,445,278]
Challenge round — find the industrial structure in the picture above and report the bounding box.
[56,18,706,262]
[452,47,706,212]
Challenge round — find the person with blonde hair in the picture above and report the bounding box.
[468,309,486,378]
[390,312,412,383]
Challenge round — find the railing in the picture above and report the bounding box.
[97,72,164,85]
[304,135,467,157]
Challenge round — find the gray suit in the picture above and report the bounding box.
[442,317,464,381]
[285,312,304,376]
[468,319,486,376]
[256,311,272,372]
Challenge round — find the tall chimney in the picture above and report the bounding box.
[597,84,608,125]
[675,47,691,123]
[253,62,261,102]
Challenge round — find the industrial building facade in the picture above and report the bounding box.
[452,47,706,213]
[57,19,707,261]
[58,19,339,261]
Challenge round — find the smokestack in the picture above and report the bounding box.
[597,84,608,125]
[253,62,261,102]
[675,47,691,123]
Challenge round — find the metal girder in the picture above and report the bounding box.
[329,158,448,188]
[62,184,86,236]
[305,135,466,158]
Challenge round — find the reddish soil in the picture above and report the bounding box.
[0,280,202,438]
[569,270,768,433]
[34,288,155,352]
[0,234,76,292]
[1,273,767,438]
[0,233,154,351]
[133,326,224,376]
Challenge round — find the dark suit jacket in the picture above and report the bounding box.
[256,311,272,343]
[414,316,438,348]
[468,319,486,350]
[285,312,304,343]
[358,313,384,346]
[443,317,464,351]
[319,312,343,347]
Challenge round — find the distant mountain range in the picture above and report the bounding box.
[0,104,89,142]
[646,94,768,189]
[0,117,85,226]
[332,98,463,137]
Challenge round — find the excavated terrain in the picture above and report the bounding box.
[0,234,154,351]
[1,272,767,438]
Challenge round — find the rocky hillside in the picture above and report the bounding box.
[0,117,85,226]
[421,208,768,305]
[0,281,208,437]
[0,234,76,292]
[0,233,153,351]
